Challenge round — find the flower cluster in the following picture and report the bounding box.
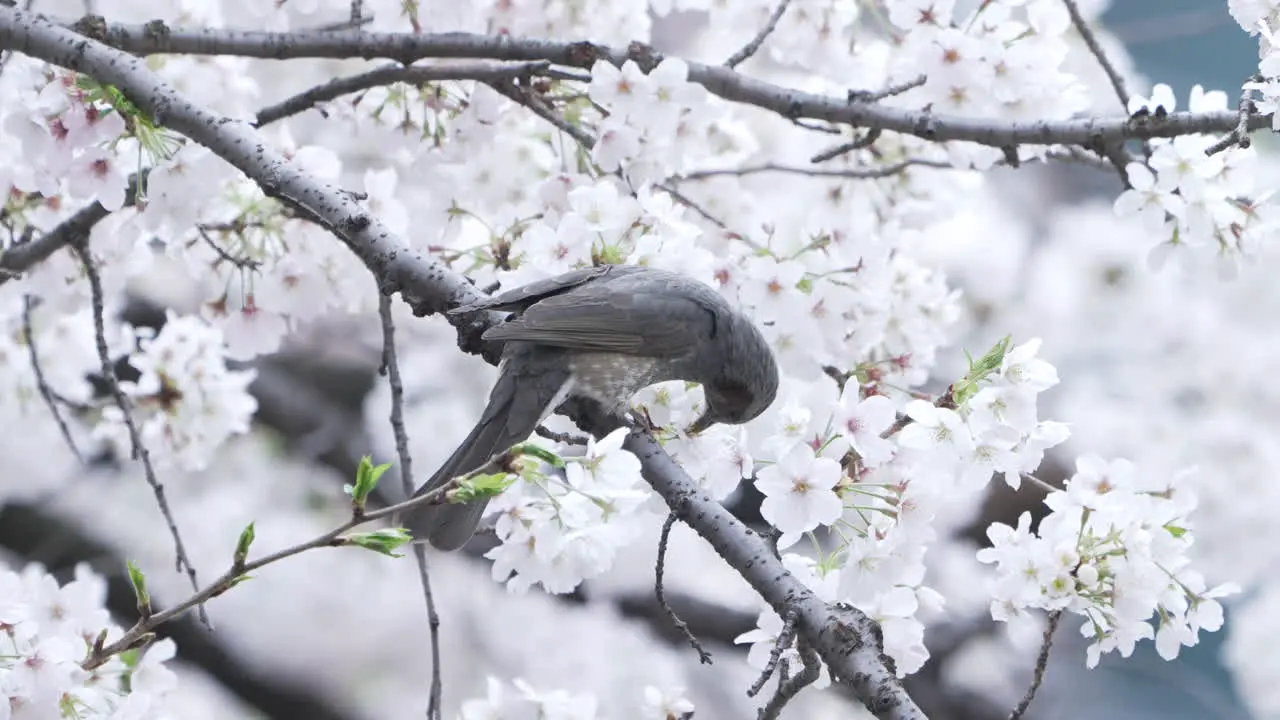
[0,0,1263,713]
[588,58,710,183]
[0,561,179,718]
[485,429,656,593]
[2,68,132,213]
[1114,84,1271,277]
[93,313,258,472]
[888,0,1088,167]
[977,455,1239,667]
[737,338,1068,674]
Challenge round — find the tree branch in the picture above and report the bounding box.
[655,513,713,664]
[378,292,443,720]
[253,59,556,127]
[0,10,923,717]
[21,296,86,463]
[82,457,477,669]
[672,158,952,182]
[759,640,821,720]
[70,234,209,627]
[58,18,1272,149]
[0,171,143,286]
[1061,0,1130,111]
[1007,610,1062,720]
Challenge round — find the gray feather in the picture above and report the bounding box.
[449,265,620,315]
[481,278,717,357]
[402,345,572,550]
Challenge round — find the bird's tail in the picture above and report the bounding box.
[399,410,511,550]
[399,349,571,551]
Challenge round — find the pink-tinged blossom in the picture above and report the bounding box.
[834,389,897,467]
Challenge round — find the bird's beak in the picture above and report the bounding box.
[687,412,715,436]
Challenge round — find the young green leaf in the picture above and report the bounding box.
[452,472,517,503]
[511,442,565,468]
[351,455,393,510]
[343,528,413,558]
[234,521,256,569]
[126,560,151,617]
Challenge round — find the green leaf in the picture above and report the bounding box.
[512,442,564,468]
[344,528,413,557]
[234,522,256,569]
[952,380,978,406]
[453,472,517,504]
[968,335,1012,378]
[594,241,628,266]
[351,456,393,509]
[1165,524,1188,538]
[954,335,1014,405]
[127,560,151,613]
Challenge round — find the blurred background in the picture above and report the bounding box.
[1,1,1273,719]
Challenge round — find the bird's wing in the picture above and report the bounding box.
[449,265,620,314]
[480,275,717,357]
[401,346,573,550]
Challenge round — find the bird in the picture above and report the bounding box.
[400,263,779,551]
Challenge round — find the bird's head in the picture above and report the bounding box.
[688,311,779,434]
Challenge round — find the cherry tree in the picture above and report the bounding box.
[0,1,1275,718]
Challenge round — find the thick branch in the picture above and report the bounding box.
[0,171,143,286]
[0,9,501,343]
[60,18,1273,149]
[0,8,924,718]
[622,426,921,719]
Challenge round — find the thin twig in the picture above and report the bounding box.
[379,292,443,720]
[21,296,84,463]
[1020,472,1061,494]
[196,225,262,270]
[656,513,713,664]
[1206,75,1261,156]
[758,641,820,720]
[674,158,951,182]
[724,0,791,69]
[1008,610,1063,720]
[747,607,799,697]
[791,117,842,134]
[811,128,882,163]
[70,239,208,626]
[880,386,956,439]
[309,15,373,32]
[253,60,555,127]
[542,66,592,83]
[1061,0,1130,110]
[848,74,927,103]
[1060,0,1144,172]
[535,425,589,445]
[488,77,596,148]
[81,454,495,670]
